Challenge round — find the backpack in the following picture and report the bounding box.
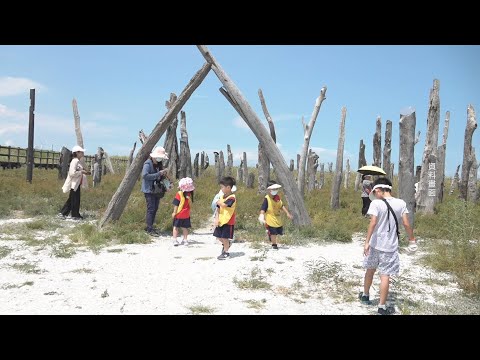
[152,179,167,198]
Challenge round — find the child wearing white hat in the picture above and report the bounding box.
[171,177,195,246]
[258,181,293,250]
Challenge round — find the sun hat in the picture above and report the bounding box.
[150,146,169,160]
[72,145,85,153]
[267,183,282,190]
[179,177,195,192]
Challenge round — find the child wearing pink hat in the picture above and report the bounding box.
[171,177,195,246]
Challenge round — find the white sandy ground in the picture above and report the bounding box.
[0,216,477,315]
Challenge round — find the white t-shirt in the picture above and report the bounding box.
[367,197,409,252]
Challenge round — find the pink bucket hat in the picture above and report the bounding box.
[179,177,195,192]
[150,146,169,159]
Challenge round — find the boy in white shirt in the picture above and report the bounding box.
[359,177,417,315]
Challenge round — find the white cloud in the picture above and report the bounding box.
[0,104,26,120]
[0,77,46,97]
[0,124,27,136]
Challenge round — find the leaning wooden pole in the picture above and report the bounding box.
[331,107,346,209]
[417,79,441,214]
[98,62,211,228]
[198,45,311,225]
[26,89,35,183]
[459,105,478,201]
[298,88,328,196]
[127,142,137,169]
[398,109,416,228]
[436,111,450,202]
[354,139,367,191]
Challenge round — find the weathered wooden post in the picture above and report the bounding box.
[98,62,211,228]
[163,94,180,179]
[467,150,478,202]
[257,89,277,193]
[328,162,333,173]
[436,111,450,202]
[127,142,137,169]
[319,163,325,189]
[373,116,382,167]
[417,80,441,214]
[398,107,416,228]
[289,160,294,171]
[198,45,311,225]
[344,158,350,189]
[354,139,367,191]
[296,154,300,172]
[449,164,461,195]
[193,153,199,178]
[219,151,225,182]
[242,152,248,185]
[179,110,192,178]
[331,107,346,209]
[390,163,395,182]
[383,120,392,177]
[237,161,244,184]
[298,88,327,196]
[226,144,233,176]
[307,150,319,192]
[200,152,205,176]
[26,89,35,183]
[247,173,255,188]
[459,105,478,201]
[59,146,71,180]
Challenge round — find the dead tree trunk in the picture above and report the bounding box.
[98,62,211,228]
[319,163,325,189]
[72,98,87,168]
[198,45,311,225]
[460,105,478,201]
[163,94,180,180]
[390,163,395,182]
[200,152,205,175]
[344,158,350,189]
[103,150,114,175]
[398,108,417,228]
[289,160,294,171]
[354,139,367,191]
[93,148,103,187]
[203,153,209,172]
[467,150,478,202]
[298,88,327,196]
[331,107,346,209]
[138,130,147,144]
[296,154,300,172]
[328,162,333,173]
[436,111,450,202]
[247,173,255,188]
[127,142,137,169]
[306,150,319,192]
[242,152,248,185]
[257,89,277,194]
[383,120,392,177]
[450,165,461,195]
[415,166,422,183]
[373,116,382,167]
[179,111,192,179]
[219,151,225,183]
[226,144,233,176]
[59,146,71,180]
[417,79,441,214]
[237,162,244,184]
[193,153,199,178]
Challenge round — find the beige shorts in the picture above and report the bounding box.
[363,248,399,276]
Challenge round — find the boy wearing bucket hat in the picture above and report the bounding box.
[142,146,169,235]
[171,177,195,246]
[258,181,293,250]
[360,177,416,315]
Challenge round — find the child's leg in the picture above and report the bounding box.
[221,238,230,253]
[182,228,189,243]
[172,226,181,246]
[379,274,390,306]
[363,268,376,295]
[270,235,278,245]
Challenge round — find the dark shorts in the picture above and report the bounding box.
[213,224,235,239]
[173,218,191,228]
[266,225,283,236]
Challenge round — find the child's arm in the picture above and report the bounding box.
[172,206,178,219]
[214,208,220,227]
[282,206,293,220]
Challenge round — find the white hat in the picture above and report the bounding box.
[72,145,85,153]
[179,177,195,192]
[267,183,282,190]
[369,184,392,202]
[150,146,169,159]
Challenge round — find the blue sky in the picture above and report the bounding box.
[0,45,479,176]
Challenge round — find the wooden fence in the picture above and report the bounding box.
[0,145,128,172]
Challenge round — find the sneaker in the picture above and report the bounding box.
[272,244,279,250]
[57,213,66,219]
[358,292,372,305]
[377,307,395,315]
[217,252,230,260]
[182,240,189,246]
[173,240,181,247]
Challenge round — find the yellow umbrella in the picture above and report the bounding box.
[357,165,387,176]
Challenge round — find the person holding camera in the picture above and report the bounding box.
[59,145,91,220]
[142,146,169,235]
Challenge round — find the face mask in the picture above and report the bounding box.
[155,157,162,162]
[271,190,278,196]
